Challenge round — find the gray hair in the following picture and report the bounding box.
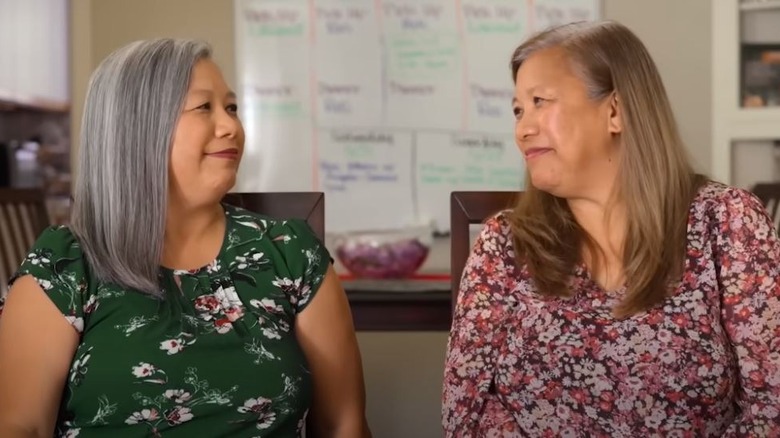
[511,21,616,102]
[70,38,212,297]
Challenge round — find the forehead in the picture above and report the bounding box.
[187,59,227,90]
[514,47,581,93]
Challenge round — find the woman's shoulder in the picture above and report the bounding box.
[24,225,85,261]
[472,210,516,260]
[692,180,769,222]
[224,204,320,242]
[483,210,514,236]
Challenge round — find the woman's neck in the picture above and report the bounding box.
[568,193,628,291]
[162,200,226,270]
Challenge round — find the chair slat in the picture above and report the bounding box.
[0,189,50,292]
[6,204,27,266]
[751,183,780,234]
[0,205,17,277]
[18,203,38,250]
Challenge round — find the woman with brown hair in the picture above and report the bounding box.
[442,21,780,436]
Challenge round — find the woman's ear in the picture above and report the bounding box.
[607,92,622,135]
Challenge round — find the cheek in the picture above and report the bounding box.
[169,136,205,184]
[541,107,573,156]
[544,107,598,165]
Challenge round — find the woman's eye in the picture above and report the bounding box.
[227,104,239,113]
[513,107,523,120]
[196,102,211,111]
[533,97,545,106]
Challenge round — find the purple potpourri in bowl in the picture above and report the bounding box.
[333,226,433,279]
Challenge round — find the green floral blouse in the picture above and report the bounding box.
[1,205,331,437]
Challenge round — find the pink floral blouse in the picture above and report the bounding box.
[442,182,780,437]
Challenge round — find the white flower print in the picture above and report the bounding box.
[214,285,244,321]
[234,256,249,270]
[65,315,84,333]
[27,251,51,266]
[115,315,158,337]
[36,278,53,291]
[160,338,184,355]
[238,397,272,414]
[132,363,156,378]
[215,319,234,334]
[298,284,312,303]
[235,220,263,231]
[244,339,278,363]
[272,277,301,291]
[238,396,278,428]
[224,306,244,323]
[194,294,221,316]
[262,327,281,340]
[164,406,194,425]
[125,408,159,425]
[83,294,99,314]
[69,347,92,385]
[257,411,277,430]
[250,298,283,314]
[206,259,221,274]
[164,389,192,404]
[63,428,80,438]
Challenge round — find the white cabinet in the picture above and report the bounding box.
[0,0,69,110]
[711,0,780,186]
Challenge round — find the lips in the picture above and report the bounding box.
[524,147,552,159]
[205,148,239,159]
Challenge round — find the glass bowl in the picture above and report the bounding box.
[332,226,433,279]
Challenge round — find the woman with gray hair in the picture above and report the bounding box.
[443,21,780,436]
[0,39,370,437]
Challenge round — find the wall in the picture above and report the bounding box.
[604,0,712,174]
[68,1,712,436]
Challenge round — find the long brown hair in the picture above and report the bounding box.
[508,21,707,317]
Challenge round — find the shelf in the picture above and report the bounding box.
[740,0,780,11]
[0,90,69,113]
[732,106,780,122]
[344,279,452,331]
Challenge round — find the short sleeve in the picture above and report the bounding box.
[3,226,91,333]
[266,219,332,314]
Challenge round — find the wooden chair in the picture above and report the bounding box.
[221,192,325,240]
[751,182,780,232]
[0,188,50,293]
[450,191,519,313]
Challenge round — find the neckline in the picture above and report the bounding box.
[574,262,627,296]
[159,203,232,275]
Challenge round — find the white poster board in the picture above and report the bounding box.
[234,0,600,232]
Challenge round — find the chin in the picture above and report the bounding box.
[530,179,569,199]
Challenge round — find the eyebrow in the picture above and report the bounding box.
[513,85,548,104]
[189,89,237,99]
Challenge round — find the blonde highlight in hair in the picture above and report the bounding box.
[508,21,706,317]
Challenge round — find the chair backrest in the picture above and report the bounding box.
[221,192,325,240]
[751,182,780,232]
[0,188,50,291]
[450,191,519,313]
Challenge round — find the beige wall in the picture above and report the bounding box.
[68,1,712,437]
[604,0,712,173]
[69,0,235,171]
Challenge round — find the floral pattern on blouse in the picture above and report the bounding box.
[443,182,780,437]
[1,204,330,437]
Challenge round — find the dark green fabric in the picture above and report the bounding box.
[3,205,330,437]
